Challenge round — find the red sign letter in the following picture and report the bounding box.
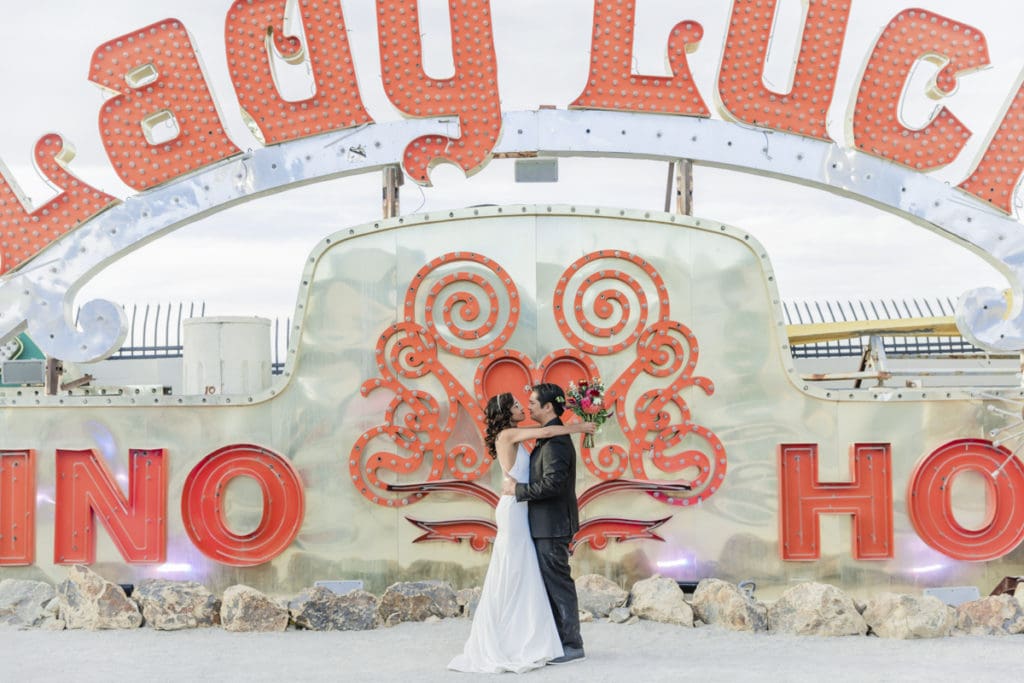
[717,0,851,140]
[0,450,34,565]
[224,0,371,146]
[0,135,117,275]
[908,439,1024,561]
[54,449,166,564]
[959,82,1024,214]
[181,444,304,566]
[377,1,502,185]
[571,0,709,117]
[852,9,989,170]
[779,443,893,560]
[89,19,241,190]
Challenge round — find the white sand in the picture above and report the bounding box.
[1,619,1017,682]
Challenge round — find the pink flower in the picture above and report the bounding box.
[580,397,592,410]
[583,402,602,415]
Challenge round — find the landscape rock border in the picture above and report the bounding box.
[4,566,1024,639]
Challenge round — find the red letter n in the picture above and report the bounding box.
[0,450,35,565]
[779,443,893,560]
[54,449,166,564]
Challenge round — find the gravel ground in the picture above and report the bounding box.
[2,618,1019,682]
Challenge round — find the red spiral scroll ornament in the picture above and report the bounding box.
[351,249,726,548]
[554,252,726,506]
[351,253,519,507]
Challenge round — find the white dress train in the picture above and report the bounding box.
[448,444,564,673]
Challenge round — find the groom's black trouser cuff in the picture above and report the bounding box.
[534,536,583,650]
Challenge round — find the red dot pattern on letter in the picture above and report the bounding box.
[717,0,852,140]
[90,19,241,190]
[224,0,371,145]
[958,83,1024,214]
[852,9,989,171]
[377,1,502,185]
[0,134,117,275]
[571,1,709,117]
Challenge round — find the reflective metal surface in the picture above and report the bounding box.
[3,111,1024,362]
[1,208,1020,599]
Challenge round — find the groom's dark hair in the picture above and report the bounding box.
[532,382,565,417]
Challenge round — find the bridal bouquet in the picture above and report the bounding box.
[562,378,612,448]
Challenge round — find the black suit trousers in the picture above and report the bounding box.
[533,536,583,650]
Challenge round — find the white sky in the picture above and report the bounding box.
[1,0,1022,322]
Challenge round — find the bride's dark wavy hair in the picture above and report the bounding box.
[483,392,516,458]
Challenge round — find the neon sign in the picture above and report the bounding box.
[2,2,1024,361]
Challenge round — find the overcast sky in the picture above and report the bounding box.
[1,0,1021,323]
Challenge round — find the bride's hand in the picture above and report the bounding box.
[573,422,597,434]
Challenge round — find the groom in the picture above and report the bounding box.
[502,382,585,664]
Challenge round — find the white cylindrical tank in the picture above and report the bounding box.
[182,317,272,395]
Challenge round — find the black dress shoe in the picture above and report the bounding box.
[549,647,586,664]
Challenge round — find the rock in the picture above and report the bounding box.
[133,580,220,630]
[576,574,628,618]
[288,586,378,631]
[57,565,142,630]
[629,576,693,627]
[691,578,768,632]
[425,615,441,624]
[220,585,289,632]
[768,582,866,636]
[608,607,632,624]
[579,609,594,623]
[39,596,64,630]
[456,587,481,618]
[0,579,56,630]
[376,581,459,625]
[862,593,954,639]
[955,595,1024,635]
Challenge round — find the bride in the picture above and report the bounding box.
[448,392,594,674]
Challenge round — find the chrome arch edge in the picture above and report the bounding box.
[0,110,1021,361]
[498,110,1024,352]
[0,117,459,362]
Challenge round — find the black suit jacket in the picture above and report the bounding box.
[514,417,580,539]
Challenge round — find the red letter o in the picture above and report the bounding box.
[908,439,1024,561]
[181,444,304,566]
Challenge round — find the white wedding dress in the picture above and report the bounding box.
[448,445,564,673]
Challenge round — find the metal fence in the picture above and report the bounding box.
[782,297,983,359]
[94,303,292,375]
[90,297,986,373]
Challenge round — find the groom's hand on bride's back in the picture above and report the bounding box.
[501,476,516,496]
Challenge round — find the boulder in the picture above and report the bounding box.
[576,574,628,618]
[288,586,378,631]
[456,587,481,618]
[377,581,459,625]
[691,578,768,632]
[768,582,866,636]
[608,607,632,624]
[57,565,142,630]
[0,579,57,630]
[133,579,220,630]
[220,585,289,632]
[862,593,954,639]
[629,576,693,627]
[955,595,1024,635]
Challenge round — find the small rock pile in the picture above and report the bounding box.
[2,566,1024,638]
